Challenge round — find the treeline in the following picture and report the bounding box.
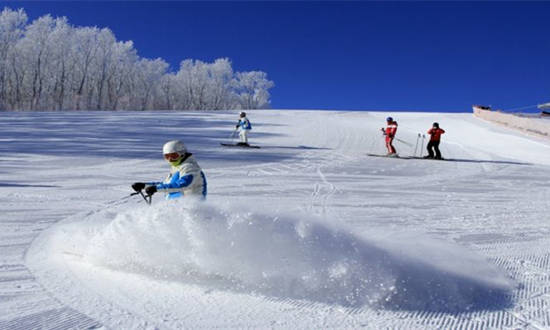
[0,8,274,111]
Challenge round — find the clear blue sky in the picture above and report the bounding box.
[4,1,549,112]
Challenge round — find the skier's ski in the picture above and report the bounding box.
[367,153,402,158]
[221,143,261,149]
[408,156,447,161]
[367,154,449,161]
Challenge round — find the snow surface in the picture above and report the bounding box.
[2,110,550,329]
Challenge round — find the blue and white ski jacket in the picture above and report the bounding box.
[148,153,207,200]
[237,117,252,130]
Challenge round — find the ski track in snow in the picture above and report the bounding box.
[1,110,550,328]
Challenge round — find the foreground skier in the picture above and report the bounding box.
[132,140,207,200]
[381,117,398,156]
[425,122,445,159]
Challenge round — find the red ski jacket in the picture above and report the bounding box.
[428,128,445,141]
[385,121,398,138]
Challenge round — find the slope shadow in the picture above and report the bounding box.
[0,112,297,164]
[441,158,531,165]
[380,261,515,313]
[0,182,59,188]
[260,145,331,150]
[406,157,531,165]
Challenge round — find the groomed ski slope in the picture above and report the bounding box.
[2,110,550,329]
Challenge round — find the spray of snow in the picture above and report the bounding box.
[68,200,514,311]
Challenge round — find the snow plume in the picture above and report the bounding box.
[78,201,514,311]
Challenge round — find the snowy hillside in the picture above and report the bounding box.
[2,110,550,329]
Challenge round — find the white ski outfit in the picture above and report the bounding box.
[148,153,207,200]
[236,116,252,144]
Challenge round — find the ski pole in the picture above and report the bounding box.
[380,128,387,153]
[130,190,152,205]
[143,191,152,205]
[395,138,413,147]
[230,129,238,142]
[413,133,420,157]
[102,193,134,208]
[420,134,426,157]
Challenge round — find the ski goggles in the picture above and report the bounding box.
[163,152,180,161]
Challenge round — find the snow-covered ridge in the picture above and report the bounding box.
[473,107,550,139]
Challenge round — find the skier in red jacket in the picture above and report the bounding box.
[425,122,445,159]
[381,117,398,156]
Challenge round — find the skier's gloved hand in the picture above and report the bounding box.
[132,182,145,192]
[145,185,157,196]
[235,124,239,129]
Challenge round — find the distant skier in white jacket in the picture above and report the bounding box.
[235,111,252,146]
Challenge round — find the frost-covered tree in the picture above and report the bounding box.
[172,58,240,110]
[104,40,137,110]
[48,17,74,110]
[16,14,57,109]
[0,8,27,110]
[234,71,275,109]
[0,8,273,111]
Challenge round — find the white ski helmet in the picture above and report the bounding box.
[163,140,187,155]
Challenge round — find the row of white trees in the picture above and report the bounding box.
[0,8,274,111]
